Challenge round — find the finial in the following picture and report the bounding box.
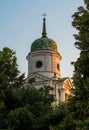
[42,13,47,19]
[42,13,47,38]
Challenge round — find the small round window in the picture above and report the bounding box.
[57,63,60,70]
[36,61,43,68]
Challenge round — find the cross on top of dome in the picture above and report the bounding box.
[42,13,47,19]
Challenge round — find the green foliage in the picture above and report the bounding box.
[50,1,89,129]
[49,103,68,125]
[3,86,54,130]
[0,47,24,90]
[71,0,89,102]
[39,85,54,104]
[0,47,25,129]
[0,47,55,129]
[7,106,35,130]
[48,103,72,130]
[66,0,89,129]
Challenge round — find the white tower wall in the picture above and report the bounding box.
[26,50,61,79]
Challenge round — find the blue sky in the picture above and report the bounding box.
[0,0,84,78]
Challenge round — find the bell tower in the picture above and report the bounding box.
[26,15,72,104]
[26,16,62,79]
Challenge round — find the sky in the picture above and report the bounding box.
[0,0,84,78]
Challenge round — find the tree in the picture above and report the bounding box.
[48,102,70,130]
[0,47,25,128]
[49,1,89,129]
[3,85,54,130]
[0,47,55,129]
[21,86,54,130]
[67,0,89,129]
[0,47,24,90]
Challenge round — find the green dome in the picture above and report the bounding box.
[31,37,57,52]
[31,16,57,52]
